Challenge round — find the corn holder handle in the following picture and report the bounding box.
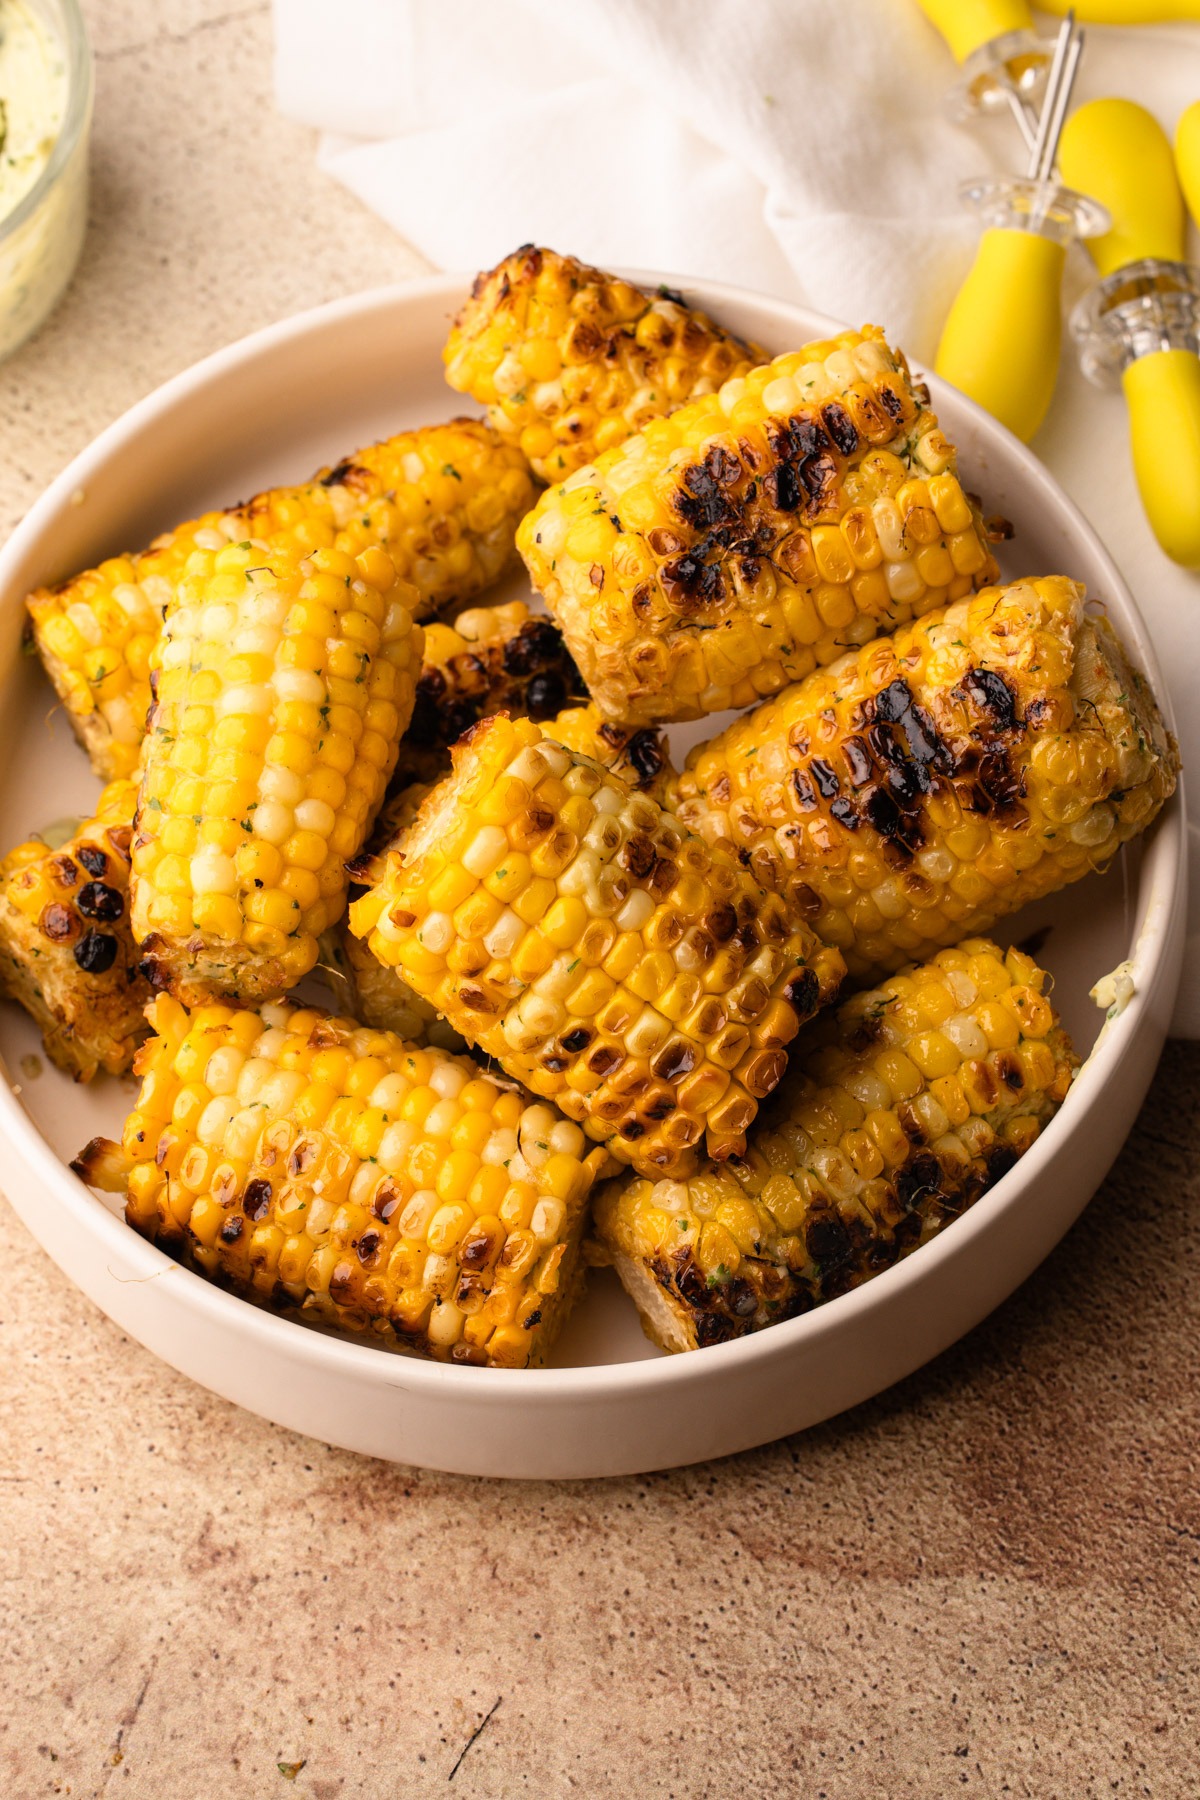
[937,177,1107,442]
[1072,262,1200,566]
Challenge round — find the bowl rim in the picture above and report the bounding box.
[0,0,93,247]
[0,270,1184,1406]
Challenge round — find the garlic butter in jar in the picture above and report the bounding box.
[0,0,91,362]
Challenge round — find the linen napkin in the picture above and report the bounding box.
[273,0,1200,1031]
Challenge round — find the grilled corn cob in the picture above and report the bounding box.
[444,246,764,482]
[671,576,1178,981]
[592,939,1078,1352]
[73,995,612,1367]
[27,419,534,781]
[518,325,1000,726]
[407,600,584,759]
[348,716,845,1180]
[0,779,147,1079]
[131,540,422,1004]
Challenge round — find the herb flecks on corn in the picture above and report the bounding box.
[349,717,845,1181]
[26,419,534,782]
[518,325,1000,726]
[671,576,1178,981]
[593,940,1078,1353]
[0,779,146,1080]
[131,540,422,1005]
[73,996,610,1367]
[444,246,764,483]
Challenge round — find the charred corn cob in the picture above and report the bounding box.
[518,325,1000,726]
[348,716,845,1181]
[671,576,1177,980]
[73,995,612,1367]
[0,779,147,1079]
[27,419,534,781]
[131,540,422,1004]
[592,940,1078,1352]
[444,246,764,483]
[406,600,584,758]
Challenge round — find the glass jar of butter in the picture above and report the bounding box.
[0,0,92,363]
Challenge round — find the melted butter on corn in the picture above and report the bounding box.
[26,419,534,782]
[671,576,1178,982]
[444,245,764,483]
[518,324,1000,727]
[131,539,422,1004]
[592,940,1079,1353]
[349,716,844,1181]
[73,995,612,1367]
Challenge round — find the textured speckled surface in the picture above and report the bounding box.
[1,4,1198,1795]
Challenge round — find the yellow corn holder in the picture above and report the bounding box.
[935,11,1107,441]
[1039,0,1200,18]
[1177,101,1200,233]
[912,0,1050,147]
[1063,99,1200,568]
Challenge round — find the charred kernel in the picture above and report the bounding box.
[219,1215,244,1244]
[77,845,109,879]
[791,769,818,811]
[809,759,840,798]
[355,1229,382,1264]
[821,401,859,456]
[40,902,77,941]
[560,1027,592,1053]
[49,855,79,888]
[242,1177,272,1221]
[74,929,118,974]
[76,881,124,921]
[372,1182,402,1221]
[842,737,872,786]
[763,462,801,512]
[830,797,859,830]
[804,1213,852,1266]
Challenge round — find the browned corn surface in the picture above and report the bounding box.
[26,419,534,781]
[670,577,1178,981]
[518,325,999,726]
[131,540,422,1005]
[406,600,584,757]
[443,245,764,482]
[592,940,1078,1353]
[0,779,146,1080]
[349,716,845,1181]
[73,995,612,1367]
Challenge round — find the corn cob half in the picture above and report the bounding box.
[444,246,764,482]
[671,577,1178,981]
[131,540,422,1005]
[592,940,1078,1353]
[518,325,1000,726]
[348,716,845,1181]
[26,419,535,782]
[73,995,613,1367]
[0,779,147,1079]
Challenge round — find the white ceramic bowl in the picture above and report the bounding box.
[0,275,1184,1479]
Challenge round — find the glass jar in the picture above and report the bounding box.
[0,0,92,363]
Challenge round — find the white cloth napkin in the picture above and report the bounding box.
[273,0,1200,1031]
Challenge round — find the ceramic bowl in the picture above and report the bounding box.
[0,275,1183,1477]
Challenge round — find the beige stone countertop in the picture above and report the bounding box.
[1,4,1197,1795]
